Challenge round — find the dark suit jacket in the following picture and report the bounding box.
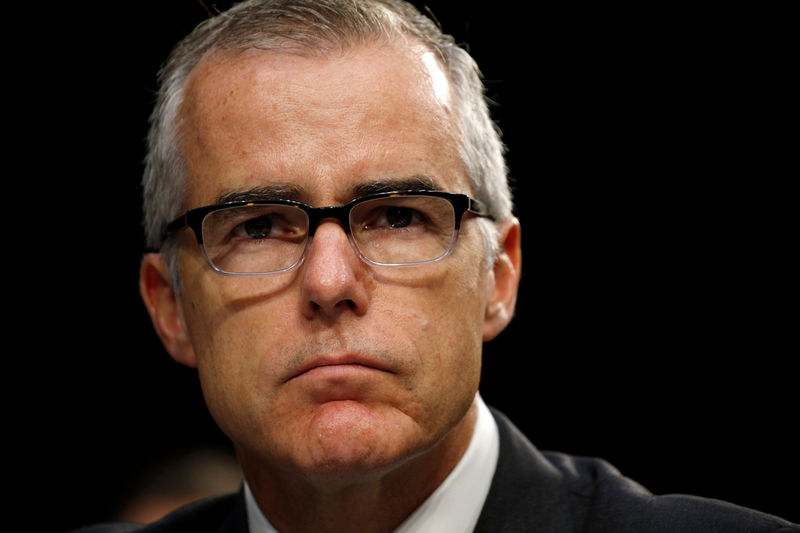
[73,409,798,533]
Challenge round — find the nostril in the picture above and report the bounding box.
[309,299,356,313]
[306,298,358,316]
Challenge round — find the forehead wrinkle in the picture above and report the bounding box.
[179,42,466,210]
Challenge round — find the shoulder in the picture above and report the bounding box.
[69,525,143,533]
[69,491,246,533]
[484,408,798,533]
[545,451,797,533]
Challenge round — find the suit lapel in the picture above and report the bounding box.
[216,489,249,533]
[473,409,575,533]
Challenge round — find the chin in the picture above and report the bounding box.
[294,400,427,482]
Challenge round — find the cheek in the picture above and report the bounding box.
[180,262,298,358]
[177,273,290,435]
[392,258,487,397]
[188,312,290,448]
[431,243,489,369]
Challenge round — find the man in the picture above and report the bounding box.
[76,1,797,532]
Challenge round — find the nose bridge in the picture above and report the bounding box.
[301,207,368,318]
[303,205,362,270]
[306,204,352,236]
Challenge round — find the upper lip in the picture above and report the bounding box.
[284,353,393,383]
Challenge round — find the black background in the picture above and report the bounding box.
[21,2,795,531]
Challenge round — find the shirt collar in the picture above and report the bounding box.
[245,394,499,533]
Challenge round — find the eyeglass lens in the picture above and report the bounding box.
[200,195,458,274]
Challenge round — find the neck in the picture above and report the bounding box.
[241,402,478,533]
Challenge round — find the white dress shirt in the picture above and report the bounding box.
[245,394,500,533]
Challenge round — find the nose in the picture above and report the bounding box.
[300,220,369,320]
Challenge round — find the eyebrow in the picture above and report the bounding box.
[216,184,307,204]
[215,176,441,206]
[351,176,440,198]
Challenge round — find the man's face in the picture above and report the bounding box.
[160,42,504,482]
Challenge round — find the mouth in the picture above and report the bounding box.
[285,353,394,383]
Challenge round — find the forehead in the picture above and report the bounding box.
[178,41,467,207]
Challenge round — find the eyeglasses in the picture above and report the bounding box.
[165,190,494,275]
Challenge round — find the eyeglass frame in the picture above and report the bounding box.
[164,190,495,275]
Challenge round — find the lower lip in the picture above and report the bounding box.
[295,364,385,402]
[299,363,380,380]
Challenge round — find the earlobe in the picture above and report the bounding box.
[139,253,197,368]
[483,218,522,341]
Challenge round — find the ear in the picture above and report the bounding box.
[483,218,522,341]
[139,253,197,368]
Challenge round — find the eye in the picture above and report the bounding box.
[384,206,415,228]
[364,205,426,231]
[203,204,309,251]
[241,215,272,239]
[353,198,438,234]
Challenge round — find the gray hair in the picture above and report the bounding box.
[143,0,513,268]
